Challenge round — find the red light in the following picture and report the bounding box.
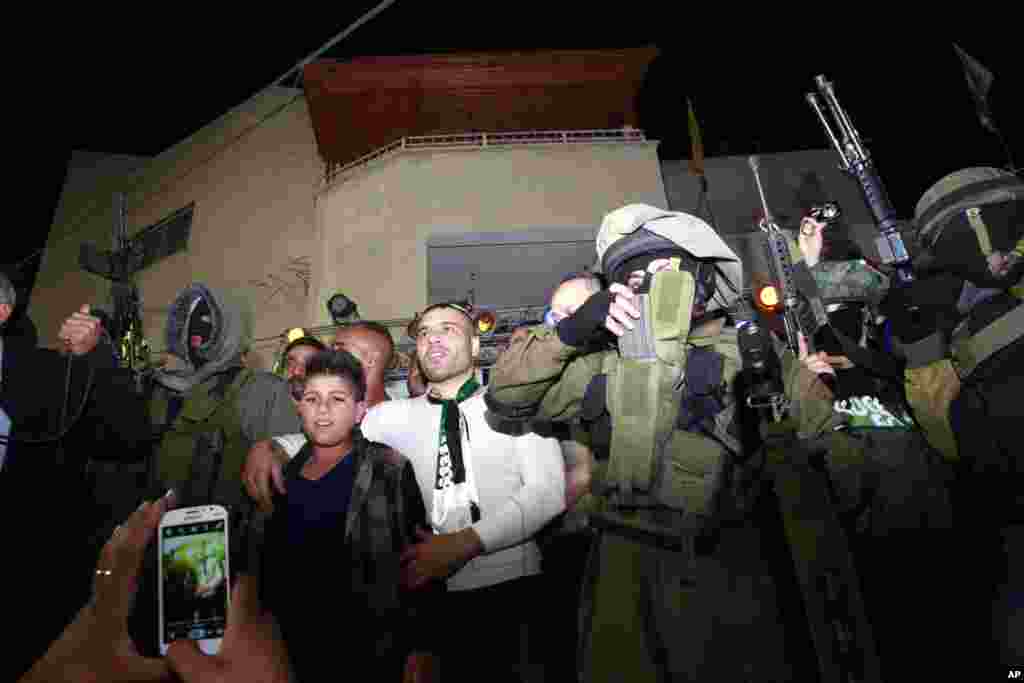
[758,285,780,309]
[476,310,497,335]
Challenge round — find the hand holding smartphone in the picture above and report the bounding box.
[158,505,230,655]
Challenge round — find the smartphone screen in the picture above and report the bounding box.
[159,516,228,651]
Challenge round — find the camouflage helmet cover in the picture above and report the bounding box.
[812,259,891,305]
[594,204,743,312]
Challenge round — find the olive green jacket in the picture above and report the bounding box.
[152,366,300,499]
[778,346,953,534]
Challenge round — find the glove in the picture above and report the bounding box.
[556,291,613,347]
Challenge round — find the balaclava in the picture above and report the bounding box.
[187,298,213,369]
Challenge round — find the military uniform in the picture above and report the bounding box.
[777,334,953,536]
[893,167,1024,464]
[129,283,300,656]
[739,242,963,680]
[488,204,747,682]
[912,169,1024,667]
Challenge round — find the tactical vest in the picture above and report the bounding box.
[150,366,253,504]
[601,269,738,519]
[903,292,1023,462]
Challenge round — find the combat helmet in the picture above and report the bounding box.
[595,204,743,313]
[912,167,1024,285]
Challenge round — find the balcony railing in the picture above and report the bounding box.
[324,127,647,186]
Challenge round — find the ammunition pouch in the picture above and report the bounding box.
[904,360,961,463]
[606,270,727,520]
[900,299,1023,463]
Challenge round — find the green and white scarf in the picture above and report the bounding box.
[428,377,481,533]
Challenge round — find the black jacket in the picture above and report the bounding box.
[1,313,152,681]
[2,319,151,480]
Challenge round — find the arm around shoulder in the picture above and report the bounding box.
[238,371,302,442]
[396,456,446,656]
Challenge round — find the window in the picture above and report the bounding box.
[131,203,194,270]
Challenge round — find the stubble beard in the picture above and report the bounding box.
[418,350,471,385]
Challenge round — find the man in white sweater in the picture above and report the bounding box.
[244,302,565,681]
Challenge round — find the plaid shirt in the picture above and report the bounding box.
[263,434,444,666]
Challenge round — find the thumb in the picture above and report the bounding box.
[80,304,91,315]
[797,332,808,360]
[231,572,263,621]
[166,638,216,681]
[272,462,287,497]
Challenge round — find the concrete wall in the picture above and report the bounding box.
[314,141,668,336]
[37,98,669,372]
[661,149,886,284]
[29,150,149,340]
[32,87,322,370]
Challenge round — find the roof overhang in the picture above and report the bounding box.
[302,46,659,169]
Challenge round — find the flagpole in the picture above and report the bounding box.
[687,98,719,225]
[994,127,1018,174]
[700,175,720,229]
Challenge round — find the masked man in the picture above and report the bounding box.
[61,283,300,656]
[765,209,966,679]
[486,204,745,682]
[147,283,300,532]
[906,167,1024,665]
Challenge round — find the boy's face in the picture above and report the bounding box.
[298,375,366,447]
[285,344,319,380]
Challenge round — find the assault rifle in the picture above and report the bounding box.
[748,155,830,357]
[744,161,883,683]
[807,75,915,286]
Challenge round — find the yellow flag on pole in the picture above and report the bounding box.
[687,98,705,176]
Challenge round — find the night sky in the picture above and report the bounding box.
[10,3,1022,312]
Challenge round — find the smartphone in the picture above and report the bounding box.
[158,504,229,656]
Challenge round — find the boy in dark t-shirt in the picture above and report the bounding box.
[262,350,441,682]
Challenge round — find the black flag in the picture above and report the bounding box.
[952,43,996,134]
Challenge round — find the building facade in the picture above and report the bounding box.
[33,48,662,372]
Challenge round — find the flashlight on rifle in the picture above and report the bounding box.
[733,298,788,423]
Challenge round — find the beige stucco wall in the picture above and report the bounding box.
[32,86,322,370]
[36,103,667,372]
[28,151,149,345]
[314,141,668,338]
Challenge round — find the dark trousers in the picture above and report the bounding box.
[540,529,596,683]
[441,574,546,683]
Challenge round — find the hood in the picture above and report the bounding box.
[595,204,743,312]
[155,283,252,393]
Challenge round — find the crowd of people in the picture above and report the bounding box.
[2,167,1022,681]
